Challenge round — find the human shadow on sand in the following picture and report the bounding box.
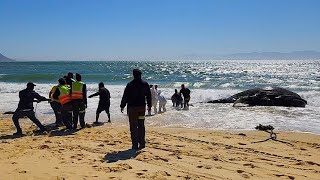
[48,129,76,137]
[91,122,105,127]
[0,129,49,139]
[0,134,24,140]
[104,149,140,163]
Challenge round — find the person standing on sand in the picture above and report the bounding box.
[12,82,49,136]
[180,84,191,109]
[89,82,111,123]
[120,69,152,150]
[49,81,63,127]
[53,78,73,130]
[71,73,87,130]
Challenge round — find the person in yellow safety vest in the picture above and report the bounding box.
[71,73,87,130]
[52,78,73,129]
[49,82,63,127]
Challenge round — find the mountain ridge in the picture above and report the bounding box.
[0,53,14,61]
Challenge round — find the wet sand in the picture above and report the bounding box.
[0,114,320,180]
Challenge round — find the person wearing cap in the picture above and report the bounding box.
[71,73,87,130]
[120,69,152,149]
[89,82,111,123]
[49,81,63,127]
[12,82,49,136]
[53,78,73,129]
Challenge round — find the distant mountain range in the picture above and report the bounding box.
[1,50,320,61]
[0,53,14,61]
[224,50,320,60]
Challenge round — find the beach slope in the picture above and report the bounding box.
[0,116,320,179]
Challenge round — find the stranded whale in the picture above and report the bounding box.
[207,87,307,107]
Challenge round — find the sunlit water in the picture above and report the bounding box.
[0,60,319,133]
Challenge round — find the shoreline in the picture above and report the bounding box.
[1,115,320,179]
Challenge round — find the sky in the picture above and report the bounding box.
[0,0,320,61]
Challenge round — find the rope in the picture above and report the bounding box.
[28,102,38,130]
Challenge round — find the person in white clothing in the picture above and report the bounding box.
[149,85,158,115]
[157,90,167,113]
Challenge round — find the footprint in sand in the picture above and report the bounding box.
[136,172,144,176]
[243,163,256,168]
[39,144,49,149]
[237,170,250,179]
[237,170,245,173]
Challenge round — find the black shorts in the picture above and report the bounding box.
[96,103,110,114]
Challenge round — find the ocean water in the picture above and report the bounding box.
[1,60,320,134]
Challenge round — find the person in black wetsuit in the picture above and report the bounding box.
[12,82,49,136]
[171,89,182,107]
[89,82,111,123]
[120,69,152,150]
[180,84,191,109]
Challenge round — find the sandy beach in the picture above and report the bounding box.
[0,114,320,180]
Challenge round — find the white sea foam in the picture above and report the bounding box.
[1,82,320,134]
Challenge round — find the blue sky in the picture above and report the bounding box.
[0,0,319,60]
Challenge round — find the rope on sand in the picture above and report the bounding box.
[252,124,294,146]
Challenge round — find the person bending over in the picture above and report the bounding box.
[12,82,49,136]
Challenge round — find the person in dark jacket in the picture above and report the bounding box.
[120,69,152,149]
[71,73,87,130]
[12,82,48,136]
[171,89,182,107]
[89,82,111,123]
[65,72,75,87]
[180,84,191,109]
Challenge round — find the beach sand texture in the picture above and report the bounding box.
[0,115,320,180]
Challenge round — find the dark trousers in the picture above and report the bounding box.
[61,102,73,129]
[128,106,146,148]
[50,101,62,125]
[12,110,46,133]
[183,97,190,108]
[72,100,86,129]
[96,103,110,122]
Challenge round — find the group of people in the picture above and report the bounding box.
[11,69,190,150]
[171,84,191,109]
[148,83,192,116]
[12,72,111,136]
[148,84,168,115]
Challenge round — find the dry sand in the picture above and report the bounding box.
[0,114,320,180]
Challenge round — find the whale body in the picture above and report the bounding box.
[207,87,307,107]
